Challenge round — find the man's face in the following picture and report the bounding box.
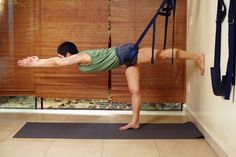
[58,52,71,58]
[58,53,65,58]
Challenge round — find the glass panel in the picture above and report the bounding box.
[0,96,35,109]
[43,98,109,110]
[0,95,182,111]
[43,98,182,111]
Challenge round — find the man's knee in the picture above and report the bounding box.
[128,87,140,95]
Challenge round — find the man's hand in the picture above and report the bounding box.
[28,56,39,61]
[17,56,39,67]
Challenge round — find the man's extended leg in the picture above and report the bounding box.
[137,48,205,75]
[119,65,141,131]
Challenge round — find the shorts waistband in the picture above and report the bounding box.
[115,48,123,65]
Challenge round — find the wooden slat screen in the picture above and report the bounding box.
[0,0,35,95]
[111,0,186,103]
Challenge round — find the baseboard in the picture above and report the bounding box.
[0,108,185,116]
[185,107,229,157]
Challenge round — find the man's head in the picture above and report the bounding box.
[57,41,78,57]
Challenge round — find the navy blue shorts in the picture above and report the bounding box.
[115,43,138,67]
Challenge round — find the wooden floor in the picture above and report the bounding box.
[0,111,218,157]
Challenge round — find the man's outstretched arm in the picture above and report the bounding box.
[17,54,85,67]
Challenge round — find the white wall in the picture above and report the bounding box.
[186,0,236,157]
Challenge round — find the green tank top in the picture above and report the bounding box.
[78,47,120,73]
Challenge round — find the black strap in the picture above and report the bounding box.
[210,0,227,96]
[211,0,236,100]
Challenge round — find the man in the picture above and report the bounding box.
[18,41,205,130]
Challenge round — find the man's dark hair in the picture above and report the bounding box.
[57,41,78,57]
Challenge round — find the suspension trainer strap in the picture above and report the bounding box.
[224,0,236,99]
[128,0,175,64]
[210,0,227,96]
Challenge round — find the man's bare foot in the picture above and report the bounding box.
[195,54,205,75]
[119,122,140,131]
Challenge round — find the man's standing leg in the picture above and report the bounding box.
[119,65,141,130]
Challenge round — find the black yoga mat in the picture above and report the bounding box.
[13,121,204,139]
